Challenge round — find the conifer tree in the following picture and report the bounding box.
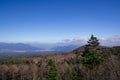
[47,59,59,80]
[82,35,103,69]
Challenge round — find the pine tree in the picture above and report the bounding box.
[87,34,99,48]
[82,35,103,69]
[72,66,83,80]
[46,59,59,80]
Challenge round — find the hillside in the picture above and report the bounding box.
[0,46,120,80]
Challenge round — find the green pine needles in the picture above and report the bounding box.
[82,35,104,69]
[47,59,59,80]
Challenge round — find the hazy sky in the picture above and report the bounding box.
[0,0,120,43]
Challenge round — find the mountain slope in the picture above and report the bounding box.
[0,46,120,80]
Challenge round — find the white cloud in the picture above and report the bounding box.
[99,35,120,47]
[59,35,120,47]
[57,37,88,46]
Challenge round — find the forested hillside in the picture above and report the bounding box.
[0,35,120,80]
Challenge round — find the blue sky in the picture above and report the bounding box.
[0,0,120,43]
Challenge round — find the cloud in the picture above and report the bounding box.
[59,35,120,47]
[99,35,120,47]
[57,37,88,46]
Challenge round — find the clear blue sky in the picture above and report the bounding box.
[0,0,120,43]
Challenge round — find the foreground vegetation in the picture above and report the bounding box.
[0,35,120,80]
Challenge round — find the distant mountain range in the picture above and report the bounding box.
[0,43,79,52]
[0,43,45,52]
[0,42,80,57]
[0,42,119,58]
[51,45,79,52]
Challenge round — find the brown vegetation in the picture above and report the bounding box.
[0,35,120,80]
[0,46,119,80]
